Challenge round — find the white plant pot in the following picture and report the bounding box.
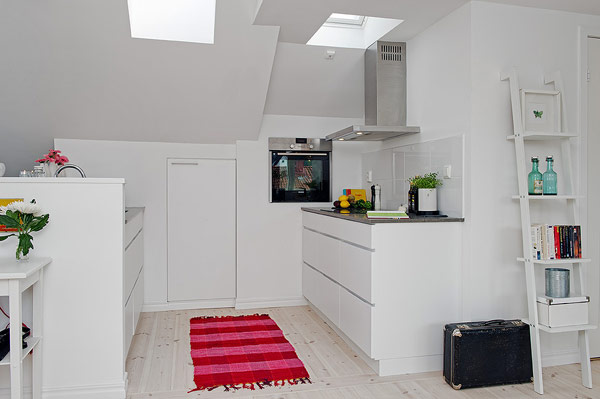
[418,188,438,212]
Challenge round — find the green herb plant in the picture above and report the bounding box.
[412,173,443,189]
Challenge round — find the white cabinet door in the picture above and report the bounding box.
[167,158,236,302]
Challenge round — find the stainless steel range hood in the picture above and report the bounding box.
[326,41,420,142]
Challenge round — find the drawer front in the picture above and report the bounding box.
[303,228,340,281]
[302,263,340,327]
[124,230,144,304]
[124,212,143,248]
[124,296,134,357]
[339,288,373,357]
[133,267,144,333]
[339,242,373,303]
[303,212,373,249]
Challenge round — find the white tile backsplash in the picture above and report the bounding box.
[361,135,464,217]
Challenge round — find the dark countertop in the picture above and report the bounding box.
[301,207,465,225]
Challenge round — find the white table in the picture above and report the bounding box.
[0,257,51,399]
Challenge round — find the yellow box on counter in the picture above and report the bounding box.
[0,198,23,207]
[342,189,367,202]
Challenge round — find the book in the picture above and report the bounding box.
[554,226,560,259]
[531,224,583,260]
[366,211,409,219]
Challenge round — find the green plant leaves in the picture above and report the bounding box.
[412,172,443,189]
[29,215,49,232]
[0,234,15,241]
[0,215,19,229]
[18,234,34,256]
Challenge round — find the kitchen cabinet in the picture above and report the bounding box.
[302,210,463,376]
[124,207,144,357]
[167,159,236,303]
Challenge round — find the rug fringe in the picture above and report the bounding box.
[189,377,311,393]
[190,313,269,321]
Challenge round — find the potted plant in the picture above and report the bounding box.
[36,149,69,177]
[412,173,443,214]
[0,200,49,260]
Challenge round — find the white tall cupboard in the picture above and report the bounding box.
[167,159,236,303]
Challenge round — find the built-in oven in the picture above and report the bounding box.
[269,137,332,203]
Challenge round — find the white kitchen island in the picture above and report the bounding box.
[0,178,136,399]
[302,208,464,376]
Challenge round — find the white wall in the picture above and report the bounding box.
[55,139,236,306]
[395,1,600,366]
[467,1,600,365]
[57,115,378,310]
[263,43,365,118]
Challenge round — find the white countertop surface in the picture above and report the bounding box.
[0,257,52,279]
[0,177,125,184]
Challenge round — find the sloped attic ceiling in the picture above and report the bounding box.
[253,0,467,43]
[0,0,279,145]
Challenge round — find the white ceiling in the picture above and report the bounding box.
[254,0,467,43]
[254,0,600,44]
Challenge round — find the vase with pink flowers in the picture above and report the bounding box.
[36,149,69,177]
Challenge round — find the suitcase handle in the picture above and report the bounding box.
[472,319,509,328]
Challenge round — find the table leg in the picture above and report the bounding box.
[9,280,22,399]
[32,270,43,399]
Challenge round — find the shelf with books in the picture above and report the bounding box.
[506,132,578,141]
[517,258,591,264]
[511,195,581,200]
[502,68,593,394]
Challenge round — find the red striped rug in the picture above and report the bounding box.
[189,314,311,392]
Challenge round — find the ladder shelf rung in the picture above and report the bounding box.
[522,319,597,333]
[517,258,591,264]
[512,195,581,200]
[506,131,578,141]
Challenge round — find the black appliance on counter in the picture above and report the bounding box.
[269,137,332,203]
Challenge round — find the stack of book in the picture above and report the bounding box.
[531,224,582,260]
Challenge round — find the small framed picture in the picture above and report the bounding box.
[520,90,561,132]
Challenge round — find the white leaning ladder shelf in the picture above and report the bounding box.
[501,68,596,395]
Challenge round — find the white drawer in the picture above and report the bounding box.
[124,295,134,357]
[133,267,144,333]
[303,228,341,281]
[339,242,374,303]
[339,288,373,357]
[303,212,373,249]
[302,263,340,327]
[124,230,143,304]
[124,211,143,248]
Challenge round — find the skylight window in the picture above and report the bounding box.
[308,13,403,49]
[325,13,366,27]
[127,0,216,44]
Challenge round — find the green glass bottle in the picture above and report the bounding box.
[543,156,557,195]
[528,157,543,195]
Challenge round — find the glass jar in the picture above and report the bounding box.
[528,157,543,195]
[542,156,557,195]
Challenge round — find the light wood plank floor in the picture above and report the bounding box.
[126,306,600,398]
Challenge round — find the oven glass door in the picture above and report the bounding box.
[271,152,331,202]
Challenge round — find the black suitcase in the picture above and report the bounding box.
[443,319,533,389]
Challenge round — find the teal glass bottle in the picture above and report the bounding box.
[528,157,543,195]
[543,156,557,195]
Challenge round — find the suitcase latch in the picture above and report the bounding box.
[452,328,462,337]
